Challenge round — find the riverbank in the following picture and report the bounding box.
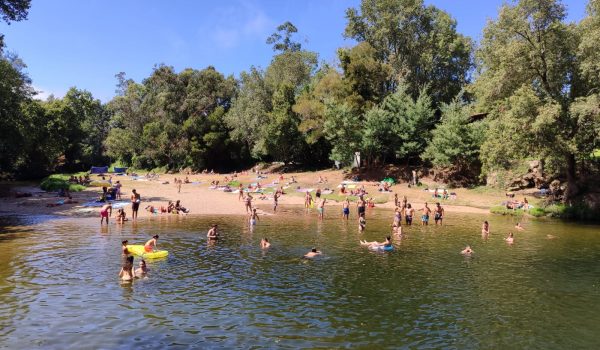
[0,169,512,219]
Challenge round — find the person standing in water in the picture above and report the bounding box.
[505,232,514,244]
[119,240,134,281]
[273,192,280,212]
[131,189,141,220]
[135,260,148,278]
[393,207,402,227]
[304,191,313,209]
[100,203,112,225]
[358,213,366,232]
[405,203,414,226]
[249,208,259,226]
[357,196,366,218]
[342,198,350,220]
[317,198,326,220]
[207,224,219,240]
[434,202,444,226]
[144,235,159,253]
[420,202,431,226]
[481,221,490,237]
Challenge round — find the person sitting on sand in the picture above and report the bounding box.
[304,248,322,258]
[184,177,190,184]
[505,232,514,244]
[119,240,134,281]
[515,222,525,231]
[207,224,219,240]
[100,203,112,225]
[144,235,159,253]
[260,238,270,249]
[461,245,474,256]
[481,221,490,237]
[135,259,148,278]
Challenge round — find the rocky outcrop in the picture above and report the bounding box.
[486,160,547,191]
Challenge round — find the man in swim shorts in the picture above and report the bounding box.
[144,235,159,252]
[357,196,366,217]
[434,202,444,225]
[342,198,350,220]
[421,202,431,226]
[131,189,141,220]
[207,224,219,240]
[405,203,414,225]
[100,203,112,225]
[318,198,326,220]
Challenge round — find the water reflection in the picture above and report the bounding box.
[0,211,598,349]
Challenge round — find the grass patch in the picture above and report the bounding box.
[40,174,87,192]
[528,207,546,217]
[490,205,524,216]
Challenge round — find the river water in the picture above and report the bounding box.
[0,208,599,349]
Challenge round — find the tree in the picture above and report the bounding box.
[473,0,600,200]
[362,86,434,165]
[423,98,484,173]
[345,0,472,103]
[224,67,272,159]
[323,103,363,164]
[0,0,31,51]
[266,21,302,52]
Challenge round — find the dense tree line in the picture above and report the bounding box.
[1,0,599,200]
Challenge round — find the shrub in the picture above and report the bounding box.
[490,205,524,216]
[528,207,546,217]
[40,174,86,192]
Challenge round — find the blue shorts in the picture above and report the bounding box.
[343,208,349,215]
[422,215,429,222]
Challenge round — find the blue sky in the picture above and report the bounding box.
[0,0,588,102]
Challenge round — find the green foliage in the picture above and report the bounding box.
[490,206,524,216]
[266,21,302,52]
[423,98,484,169]
[40,174,86,192]
[345,0,473,103]
[323,103,363,164]
[529,207,546,217]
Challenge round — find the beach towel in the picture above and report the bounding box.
[341,180,359,185]
[113,167,127,173]
[296,188,314,193]
[322,190,333,195]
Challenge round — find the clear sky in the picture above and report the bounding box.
[0,0,588,102]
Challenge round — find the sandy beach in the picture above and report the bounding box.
[0,169,505,220]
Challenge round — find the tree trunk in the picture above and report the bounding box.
[564,153,579,202]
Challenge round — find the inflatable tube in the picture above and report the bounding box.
[126,245,168,259]
[383,245,394,252]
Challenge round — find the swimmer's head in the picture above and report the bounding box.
[139,260,146,266]
[407,203,412,208]
[311,248,317,253]
[386,236,391,241]
[153,235,159,239]
[263,238,269,242]
[122,240,128,245]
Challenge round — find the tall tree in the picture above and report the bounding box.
[473,0,600,200]
[0,0,31,50]
[345,0,472,103]
[266,21,302,52]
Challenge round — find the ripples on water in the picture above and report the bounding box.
[0,210,599,349]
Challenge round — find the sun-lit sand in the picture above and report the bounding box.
[1,169,500,220]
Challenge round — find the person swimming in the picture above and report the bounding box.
[304,248,322,258]
[461,245,474,256]
[260,238,271,249]
[135,259,148,278]
[505,232,514,244]
[515,223,525,230]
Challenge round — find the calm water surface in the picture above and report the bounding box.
[0,208,599,349]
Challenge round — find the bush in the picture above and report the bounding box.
[40,174,86,192]
[528,207,546,217]
[490,205,524,216]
